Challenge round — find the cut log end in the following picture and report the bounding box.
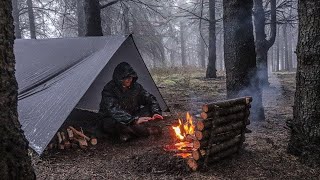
[192,150,201,161]
[90,138,97,145]
[193,140,201,149]
[187,158,198,171]
[200,112,208,120]
[195,131,203,140]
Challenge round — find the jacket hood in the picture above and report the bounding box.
[112,62,138,87]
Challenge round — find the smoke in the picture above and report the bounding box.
[236,66,283,123]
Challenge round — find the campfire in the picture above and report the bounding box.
[165,112,196,158]
[164,97,253,171]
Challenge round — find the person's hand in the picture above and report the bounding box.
[152,114,163,120]
[136,117,152,124]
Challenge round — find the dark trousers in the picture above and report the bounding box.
[101,106,152,138]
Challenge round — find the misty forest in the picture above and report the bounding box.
[0,0,319,179]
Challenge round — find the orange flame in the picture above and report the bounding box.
[171,112,195,141]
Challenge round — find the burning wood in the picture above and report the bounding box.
[165,96,252,171]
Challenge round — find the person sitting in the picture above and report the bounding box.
[98,62,163,142]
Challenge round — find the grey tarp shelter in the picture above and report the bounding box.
[14,35,168,154]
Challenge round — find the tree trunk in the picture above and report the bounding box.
[122,5,130,35]
[170,49,175,67]
[76,0,85,37]
[0,1,36,178]
[253,0,276,86]
[26,0,36,39]
[223,0,265,121]
[219,33,224,70]
[180,21,186,66]
[287,0,320,165]
[198,34,206,69]
[276,26,280,71]
[288,25,293,71]
[206,0,217,78]
[283,23,289,71]
[270,43,274,72]
[12,0,21,38]
[85,0,103,36]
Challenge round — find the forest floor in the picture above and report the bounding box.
[31,68,320,180]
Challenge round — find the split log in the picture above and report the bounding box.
[195,121,244,140]
[69,126,90,141]
[74,137,88,148]
[202,97,252,112]
[201,104,249,119]
[193,130,242,149]
[57,132,62,144]
[67,128,74,140]
[61,132,71,149]
[56,132,65,149]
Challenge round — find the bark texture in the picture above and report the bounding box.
[288,0,320,165]
[12,0,21,38]
[85,0,103,36]
[206,0,217,78]
[180,21,186,66]
[0,0,36,179]
[223,0,265,121]
[198,34,206,69]
[253,0,276,86]
[77,0,85,37]
[26,0,36,39]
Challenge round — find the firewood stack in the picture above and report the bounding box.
[46,126,97,151]
[187,97,252,171]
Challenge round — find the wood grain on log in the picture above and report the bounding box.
[193,130,242,149]
[207,145,239,163]
[197,110,249,130]
[202,97,252,112]
[201,105,249,119]
[195,121,244,140]
[212,121,244,134]
[208,136,241,155]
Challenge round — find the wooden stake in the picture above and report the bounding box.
[74,137,88,149]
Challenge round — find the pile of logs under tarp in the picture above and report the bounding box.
[187,97,252,171]
[46,126,97,150]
